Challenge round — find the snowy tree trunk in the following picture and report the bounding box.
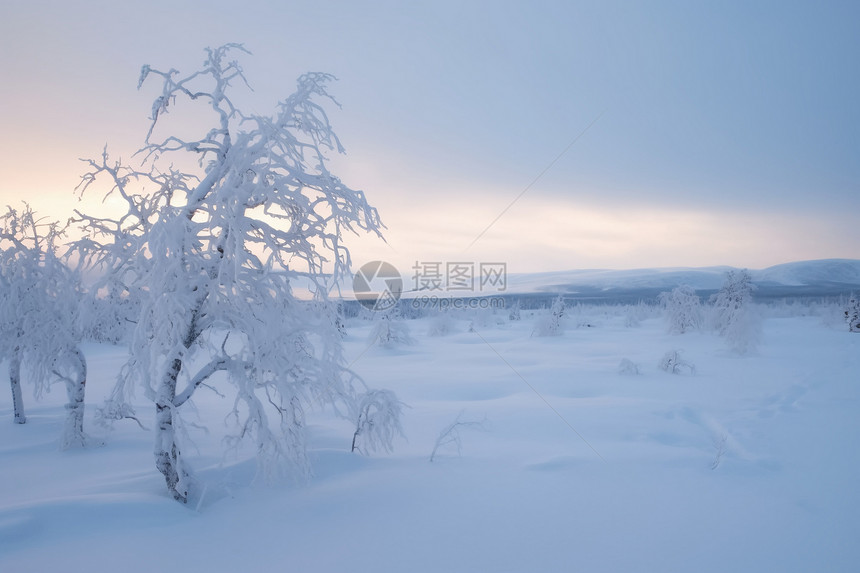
[154,303,202,503]
[155,355,187,503]
[62,348,87,448]
[9,347,25,424]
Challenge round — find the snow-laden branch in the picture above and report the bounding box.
[173,356,231,408]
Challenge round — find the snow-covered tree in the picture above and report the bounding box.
[845,295,860,333]
[658,285,702,334]
[0,205,88,447]
[532,295,565,336]
[367,313,413,347]
[73,44,399,502]
[710,269,759,353]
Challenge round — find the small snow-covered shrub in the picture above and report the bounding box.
[618,358,641,375]
[368,315,413,347]
[658,350,696,375]
[351,390,406,455]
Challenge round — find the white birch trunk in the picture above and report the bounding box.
[155,356,186,503]
[9,347,25,424]
[62,348,87,448]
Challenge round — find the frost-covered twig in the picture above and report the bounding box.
[711,433,728,470]
[429,411,486,462]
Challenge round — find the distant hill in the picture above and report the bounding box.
[336,259,860,309]
[505,259,860,302]
[752,259,860,287]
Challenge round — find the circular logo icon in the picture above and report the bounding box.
[353,260,403,311]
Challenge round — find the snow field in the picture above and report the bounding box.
[1,309,858,572]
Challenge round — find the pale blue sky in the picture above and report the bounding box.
[1,0,857,272]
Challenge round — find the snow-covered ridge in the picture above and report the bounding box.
[506,259,860,294]
[752,259,860,287]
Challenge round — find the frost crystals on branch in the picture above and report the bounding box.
[73,44,399,503]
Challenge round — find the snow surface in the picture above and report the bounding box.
[1,309,859,572]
